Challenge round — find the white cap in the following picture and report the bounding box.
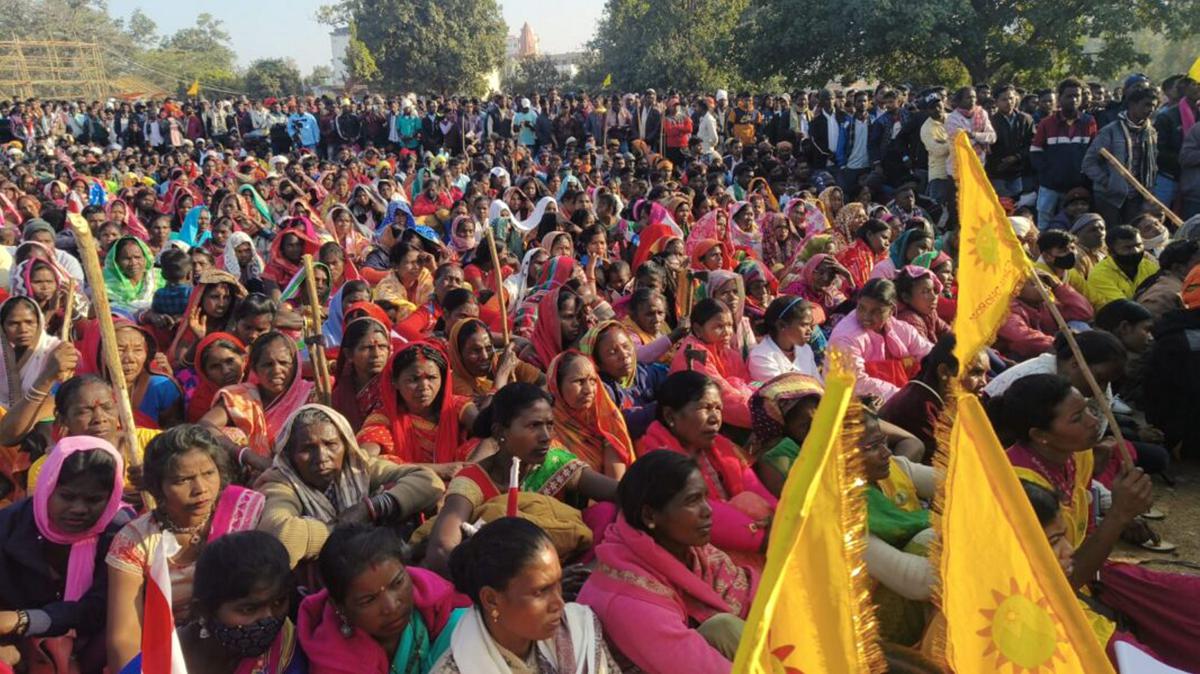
[520,98,531,108]
[715,89,728,101]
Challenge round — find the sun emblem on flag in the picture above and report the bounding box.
[769,643,804,674]
[977,579,1066,672]
[969,216,1002,270]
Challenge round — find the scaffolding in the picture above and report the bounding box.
[0,40,110,100]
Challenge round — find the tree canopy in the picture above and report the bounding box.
[504,56,569,98]
[244,58,304,99]
[319,0,505,95]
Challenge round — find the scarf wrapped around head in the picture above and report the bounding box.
[547,350,634,473]
[690,239,734,271]
[516,196,558,233]
[376,342,467,464]
[102,236,162,312]
[187,331,246,423]
[10,244,89,319]
[728,201,762,255]
[888,228,927,269]
[378,199,416,238]
[447,318,496,397]
[1182,264,1200,310]
[503,247,544,309]
[223,231,264,280]
[579,320,636,388]
[832,202,868,245]
[33,436,125,601]
[528,286,572,370]
[107,198,149,239]
[817,186,843,218]
[168,269,247,367]
[634,223,683,270]
[237,184,274,226]
[271,404,371,522]
[172,205,212,247]
[749,373,824,444]
[541,231,571,256]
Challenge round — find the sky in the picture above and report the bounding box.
[106,0,605,74]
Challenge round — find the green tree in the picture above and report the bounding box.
[147,13,240,93]
[587,0,748,92]
[504,55,568,97]
[244,58,304,98]
[305,65,335,92]
[739,0,1200,88]
[341,22,380,88]
[124,9,158,46]
[319,0,505,95]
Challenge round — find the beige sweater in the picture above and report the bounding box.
[255,461,444,567]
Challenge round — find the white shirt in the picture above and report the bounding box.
[823,109,839,155]
[748,335,819,382]
[697,112,719,154]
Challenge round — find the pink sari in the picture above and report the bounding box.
[215,344,315,457]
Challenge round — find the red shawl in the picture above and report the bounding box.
[528,286,568,370]
[376,343,469,464]
[187,332,246,423]
[637,420,747,499]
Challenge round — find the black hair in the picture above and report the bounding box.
[248,330,293,370]
[233,292,277,322]
[1057,77,1085,96]
[763,295,812,339]
[1037,229,1075,251]
[318,241,344,262]
[916,334,958,382]
[341,315,390,359]
[629,287,665,315]
[434,261,462,282]
[199,338,246,371]
[987,373,1074,443]
[54,374,110,419]
[189,247,215,265]
[578,224,605,248]
[388,240,422,267]
[859,277,897,305]
[57,445,118,493]
[447,517,554,606]
[390,343,447,410]
[318,524,409,606]
[855,218,891,241]
[1125,87,1158,106]
[1094,300,1153,333]
[690,297,729,327]
[0,295,38,326]
[1158,239,1199,271]
[193,530,292,618]
[617,449,699,533]
[142,424,231,501]
[893,268,936,302]
[553,350,589,391]
[1105,224,1140,249]
[453,317,488,355]
[1021,480,1061,527]
[472,382,553,438]
[341,279,371,303]
[441,287,476,315]
[159,248,191,284]
[1051,329,1125,367]
[655,371,719,422]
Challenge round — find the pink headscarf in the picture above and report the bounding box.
[33,436,125,601]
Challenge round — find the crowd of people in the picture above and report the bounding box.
[0,70,1198,674]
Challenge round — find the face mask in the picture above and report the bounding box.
[210,615,285,658]
[1144,231,1167,252]
[1113,251,1144,268]
[1051,252,1077,270]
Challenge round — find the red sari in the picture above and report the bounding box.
[186,332,246,423]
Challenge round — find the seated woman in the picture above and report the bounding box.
[167,269,247,370]
[424,383,617,576]
[200,331,316,472]
[330,317,392,429]
[637,371,777,556]
[747,295,820,382]
[185,333,246,424]
[995,270,1094,361]
[178,531,305,674]
[9,247,88,336]
[780,254,851,319]
[828,278,933,403]
[446,318,544,403]
[669,299,755,430]
[747,373,826,496]
[706,271,757,359]
[357,343,475,479]
[256,404,443,569]
[109,319,183,429]
[859,408,936,646]
[261,229,321,288]
[433,517,619,673]
[835,218,891,289]
[520,284,590,370]
[103,236,162,315]
[880,334,990,462]
[997,375,1200,670]
[547,351,634,479]
[0,296,64,411]
[621,287,689,365]
[892,266,951,345]
[298,524,470,674]
[106,425,265,673]
[869,228,935,281]
[581,320,667,440]
[579,450,759,671]
[0,437,126,673]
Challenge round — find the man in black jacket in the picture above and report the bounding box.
[421,99,443,153]
[808,89,846,170]
[986,84,1034,198]
[1154,76,1198,208]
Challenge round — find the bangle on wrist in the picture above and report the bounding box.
[14,609,30,636]
[363,496,378,521]
[237,447,249,466]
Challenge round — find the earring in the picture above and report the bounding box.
[647,522,656,530]
[198,618,210,639]
[490,608,500,623]
[336,611,353,638]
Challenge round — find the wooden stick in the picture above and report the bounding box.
[483,228,510,344]
[675,267,692,321]
[1097,147,1184,228]
[301,254,332,406]
[1030,273,1133,467]
[66,214,149,500]
[60,279,75,341]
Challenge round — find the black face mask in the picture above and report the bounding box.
[1052,252,1077,270]
[210,615,285,658]
[1113,251,1144,269]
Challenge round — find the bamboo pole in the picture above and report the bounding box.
[483,229,510,344]
[1097,147,1184,228]
[66,214,146,482]
[301,255,332,406]
[1030,273,1133,467]
[675,267,692,321]
[60,279,74,341]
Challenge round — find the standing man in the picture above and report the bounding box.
[1083,86,1159,228]
[636,89,662,153]
[986,84,1034,198]
[839,91,872,195]
[1030,78,1097,229]
[421,99,443,153]
[513,98,537,150]
[1154,75,1198,211]
[808,89,847,171]
[920,92,952,206]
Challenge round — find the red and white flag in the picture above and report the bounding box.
[142,537,188,674]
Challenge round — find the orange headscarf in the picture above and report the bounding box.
[546,350,634,474]
[1183,265,1200,310]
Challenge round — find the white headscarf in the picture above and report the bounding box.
[270,404,371,523]
[0,297,60,409]
[503,247,545,308]
[515,196,557,233]
[223,231,264,281]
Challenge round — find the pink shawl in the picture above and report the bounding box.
[33,436,125,601]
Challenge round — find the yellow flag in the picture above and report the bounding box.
[186,79,200,97]
[732,363,884,674]
[602,73,613,88]
[936,394,1115,673]
[1189,56,1200,82]
[951,130,1031,367]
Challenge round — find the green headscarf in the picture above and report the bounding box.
[237,184,274,225]
[103,236,163,312]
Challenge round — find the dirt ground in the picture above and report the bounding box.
[1111,458,1200,573]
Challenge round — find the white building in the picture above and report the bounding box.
[330,27,350,84]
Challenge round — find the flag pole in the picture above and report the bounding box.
[1097,147,1183,228]
[1030,274,1133,467]
[301,254,333,406]
[483,228,510,344]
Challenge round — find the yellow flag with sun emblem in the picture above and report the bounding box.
[951,130,1032,368]
[936,393,1115,673]
[732,360,885,674]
